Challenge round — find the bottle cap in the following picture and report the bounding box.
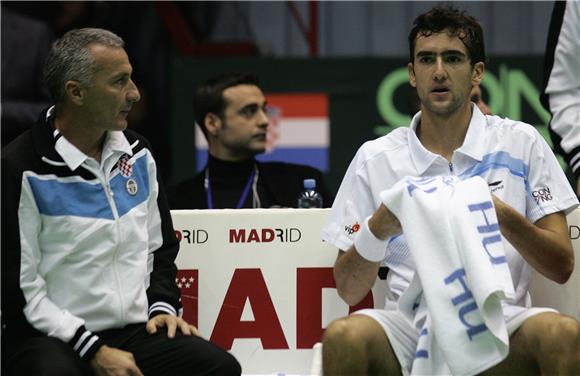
[303,179,316,189]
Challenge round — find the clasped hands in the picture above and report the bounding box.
[369,193,507,240]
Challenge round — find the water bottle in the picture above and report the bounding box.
[297,179,323,208]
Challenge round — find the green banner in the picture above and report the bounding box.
[171,56,555,193]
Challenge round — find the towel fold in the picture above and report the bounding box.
[380,176,514,375]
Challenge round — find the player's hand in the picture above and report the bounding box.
[90,345,143,376]
[369,204,402,240]
[146,314,200,338]
[491,194,509,219]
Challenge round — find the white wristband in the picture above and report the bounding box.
[354,216,389,262]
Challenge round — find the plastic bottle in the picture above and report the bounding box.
[297,179,323,208]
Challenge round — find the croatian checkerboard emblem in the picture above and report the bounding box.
[118,154,132,177]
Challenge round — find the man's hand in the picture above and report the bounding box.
[333,204,401,306]
[491,194,509,219]
[90,345,144,376]
[368,204,402,240]
[146,314,200,338]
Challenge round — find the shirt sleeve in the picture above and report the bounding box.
[144,148,182,319]
[321,145,377,251]
[525,129,580,223]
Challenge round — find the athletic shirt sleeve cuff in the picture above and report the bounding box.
[69,326,105,361]
[148,301,177,318]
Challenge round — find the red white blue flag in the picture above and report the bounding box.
[195,93,329,172]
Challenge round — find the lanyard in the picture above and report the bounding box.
[205,167,256,209]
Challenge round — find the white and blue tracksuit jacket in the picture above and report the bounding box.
[1,108,181,361]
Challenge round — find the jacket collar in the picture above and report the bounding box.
[34,106,133,171]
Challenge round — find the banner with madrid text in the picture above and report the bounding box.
[172,208,387,375]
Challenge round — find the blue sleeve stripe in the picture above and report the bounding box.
[27,154,151,220]
[461,151,531,193]
[415,350,429,359]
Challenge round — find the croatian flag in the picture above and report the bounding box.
[195,93,330,172]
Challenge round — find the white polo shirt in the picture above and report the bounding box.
[322,105,579,309]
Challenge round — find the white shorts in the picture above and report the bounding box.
[355,306,557,375]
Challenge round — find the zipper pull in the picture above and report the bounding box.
[449,162,454,173]
[106,184,114,197]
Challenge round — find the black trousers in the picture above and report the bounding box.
[6,323,241,376]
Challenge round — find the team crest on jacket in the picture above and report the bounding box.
[118,154,132,177]
[126,179,138,196]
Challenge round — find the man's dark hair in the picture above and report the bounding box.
[408,5,486,66]
[193,72,260,139]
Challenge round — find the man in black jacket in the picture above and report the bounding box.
[1,28,240,376]
[169,73,333,209]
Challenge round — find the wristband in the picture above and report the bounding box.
[354,216,389,262]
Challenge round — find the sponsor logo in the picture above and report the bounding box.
[229,227,302,243]
[175,229,208,244]
[344,222,361,236]
[488,180,504,193]
[532,186,552,203]
[229,228,302,243]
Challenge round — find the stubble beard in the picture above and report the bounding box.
[421,92,465,117]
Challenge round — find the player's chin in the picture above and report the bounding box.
[426,101,457,115]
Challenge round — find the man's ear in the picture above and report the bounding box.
[408,62,417,88]
[472,61,485,86]
[205,113,222,136]
[64,80,84,106]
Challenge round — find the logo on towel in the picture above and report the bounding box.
[344,222,361,236]
[117,154,132,177]
[532,186,552,204]
[488,180,504,193]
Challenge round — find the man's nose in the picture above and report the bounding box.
[127,79,141,103]
[433,58,447,81]
[257,109,269,128]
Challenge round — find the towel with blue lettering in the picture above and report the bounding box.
[380,176,515,375]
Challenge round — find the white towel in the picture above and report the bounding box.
[380,176,514,375]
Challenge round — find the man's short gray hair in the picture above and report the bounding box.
[43,28,125,103]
